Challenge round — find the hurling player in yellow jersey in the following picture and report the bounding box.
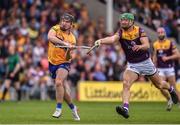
[153,27,180,111]
[47,13,80,120]
[93,13,178,119]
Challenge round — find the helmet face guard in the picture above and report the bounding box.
[119,13,134,30]
[60,13,75,24]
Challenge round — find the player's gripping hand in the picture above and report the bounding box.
[132,45,142,52]
[69,44,76,49]
[65,42,76,49]
[94,40,101,47]
[162,56,169,62]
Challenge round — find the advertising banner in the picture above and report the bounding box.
[78,82,180,102]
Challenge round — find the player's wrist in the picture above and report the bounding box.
[166,56,171,60]
[140,45,148,50]
[99,39,102,45]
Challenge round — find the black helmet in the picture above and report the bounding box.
[61,13,75,23]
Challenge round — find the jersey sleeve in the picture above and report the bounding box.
[71,35,76,45]
[51,25,59,32]
[153,41,157,50]
[139,28,147,38]
[15,54,20,64]
[170,40,176,50]
[115,29,122,38]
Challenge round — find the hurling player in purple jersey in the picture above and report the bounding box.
[153,27,180,111]
[93,13,178,119]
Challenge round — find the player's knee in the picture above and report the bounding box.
[156,84,162,90]
[156,81,166,90]
[55,80,63,87]
[5,81,10,88]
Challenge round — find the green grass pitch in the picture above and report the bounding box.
[0,100,180,124]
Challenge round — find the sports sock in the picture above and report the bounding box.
[123,103,129,111]
[56,103,62,109]
[17,89,21,101]
[68,103,75,110]
[168,86,174,93]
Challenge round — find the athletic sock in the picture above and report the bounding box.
[68,103,75,110]
[123,103,129,111]
[168,86,174,93]
[56,103,62,109]
[17,89,21,101]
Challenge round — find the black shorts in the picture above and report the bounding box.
[6,72,20,82]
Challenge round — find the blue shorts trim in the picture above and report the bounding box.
[49,62,70,79]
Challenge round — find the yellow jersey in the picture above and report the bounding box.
[48,25,76,65]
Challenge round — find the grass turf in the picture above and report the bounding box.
[0,100,180,124]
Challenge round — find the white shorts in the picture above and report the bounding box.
[158,67,175,77]
[127,58,157,76]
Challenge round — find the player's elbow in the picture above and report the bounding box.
[48,35,56,44]
[47,35,52,41]
[146,44,150,49]
[47,32,55,41]
[17,63,20,68]
[175,53,180,59]
[177,52,180,59]
[143,44,150,50]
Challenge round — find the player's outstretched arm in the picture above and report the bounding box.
[94,34,120,47]
[48,29,70,46]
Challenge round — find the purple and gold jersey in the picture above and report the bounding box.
[118,25,150,63]
[153,39,176,68]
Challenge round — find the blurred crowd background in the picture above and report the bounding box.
[0,0,180,101]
